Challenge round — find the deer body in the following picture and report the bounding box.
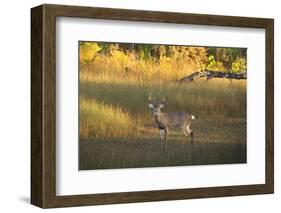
[153,112,191,129]
[148,99,195,149]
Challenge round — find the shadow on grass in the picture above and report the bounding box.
[79,137,246,170]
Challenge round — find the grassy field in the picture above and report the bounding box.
[79,119,246,170]
[79,43,247,170]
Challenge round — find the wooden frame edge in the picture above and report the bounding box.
[265,19,274,194]
[31,5,44,208]
[31,4,274,208]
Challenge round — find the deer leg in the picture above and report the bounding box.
[185,124,194,143]
[190,132,194,145]
[159,129,165,149]
[185,124,194,163]
[190,131,194,164]
[182,127,188,136]
[185,124,192,135]
[165,128,168,150]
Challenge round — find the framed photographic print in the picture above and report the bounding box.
[31,4,274,208]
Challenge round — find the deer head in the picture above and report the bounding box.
[148,95,166,114]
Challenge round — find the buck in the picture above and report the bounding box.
[148,96,195,149]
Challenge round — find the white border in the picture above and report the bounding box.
[56,17,265,195]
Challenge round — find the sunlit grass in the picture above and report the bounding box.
[79,98,137,140]
[80,52,200,83]
[80,72,246,118]
[80,77,246,139]
[79,52,246,139]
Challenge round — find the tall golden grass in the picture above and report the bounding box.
[80,46,205,82]
[79,44,246,140]
[80,98,137,139]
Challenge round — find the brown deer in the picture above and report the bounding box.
[148,96,195,149]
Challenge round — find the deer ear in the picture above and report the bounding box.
[159,103,165,109]
[148,104,154,108]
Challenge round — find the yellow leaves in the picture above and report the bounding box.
[111,49,129,66]
[207,54,226,71]
[232,57,247,73]
[79,42,102,64]
[208,55,215,61]
[207,54,247,73]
